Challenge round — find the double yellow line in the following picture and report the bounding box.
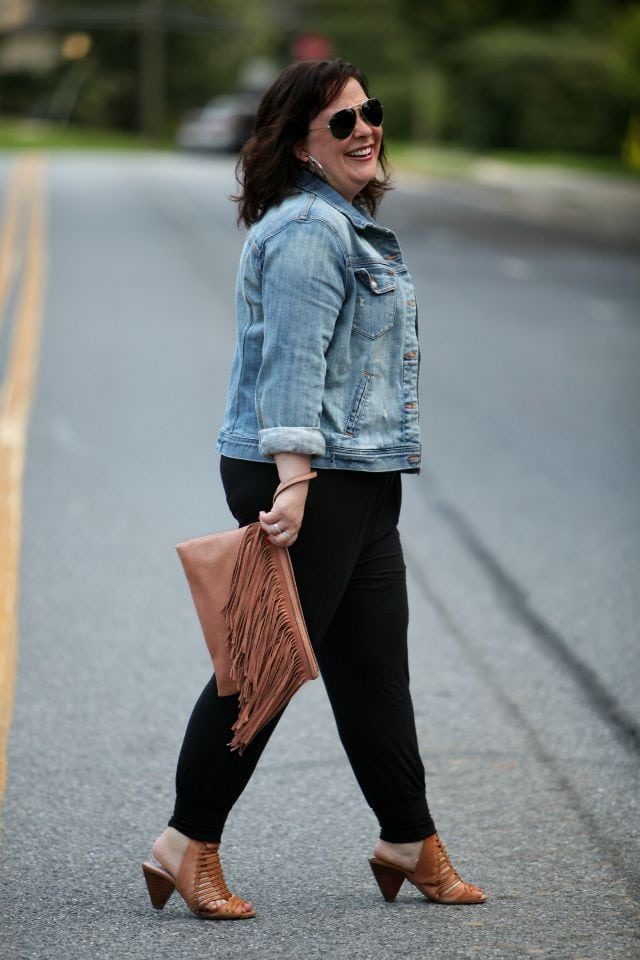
[0,154,48,814]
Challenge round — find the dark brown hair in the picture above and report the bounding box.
[233,59,392,227]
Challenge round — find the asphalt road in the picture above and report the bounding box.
[0,151,638,960]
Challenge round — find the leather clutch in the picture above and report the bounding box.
[176,471,319,754]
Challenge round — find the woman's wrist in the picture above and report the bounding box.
[273,452,312,484]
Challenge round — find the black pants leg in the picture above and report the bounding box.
[168,457,435,843]
[317,525,434,841]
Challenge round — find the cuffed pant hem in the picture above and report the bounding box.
[168,796,228,843]
[376,795,436,843]
[379,823,437,843]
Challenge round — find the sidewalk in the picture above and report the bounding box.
[395,155,640,246]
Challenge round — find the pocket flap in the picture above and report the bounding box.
[355,268,397,295]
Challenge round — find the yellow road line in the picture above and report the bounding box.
[0,155,33,335]
[0,156,48,815]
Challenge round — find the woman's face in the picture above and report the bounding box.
[296,77,383,203]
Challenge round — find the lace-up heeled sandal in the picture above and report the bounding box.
[369,833,487,905]
[142,840,255,920]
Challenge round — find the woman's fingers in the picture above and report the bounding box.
[262,524,297,548]
[259,508,285,531]
[267,522,294,541]
[258,508,300,546]
[271,530,296,547]
[259,516,297,540]
[259,506,302,531]
[258,487,307,546]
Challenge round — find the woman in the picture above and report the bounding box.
[142,58,487,920]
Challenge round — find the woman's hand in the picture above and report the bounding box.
[258,452,311,548]
[259,483,308,547]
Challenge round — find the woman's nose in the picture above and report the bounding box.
[353,109,373,136]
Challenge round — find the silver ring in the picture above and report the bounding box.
[273,522,284,534]
[282,530,292,540]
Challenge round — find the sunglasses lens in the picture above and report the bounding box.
[326,99,384,139]
[328,108,356,140]
[361,98,383,127]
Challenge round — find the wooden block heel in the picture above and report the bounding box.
[369,859,405,901]
[369,835,487,906]
[142,842,255,920]
[142,862,176,910]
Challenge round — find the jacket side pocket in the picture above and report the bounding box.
[344,371,373,437]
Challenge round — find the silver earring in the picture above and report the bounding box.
[306,155,327,181]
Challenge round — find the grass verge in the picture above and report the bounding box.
[387,141,639,181]
[1,118,638,183]
[0,117,172,151]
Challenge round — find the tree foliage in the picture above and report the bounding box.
[0,0,637,154]
[446,27,628,152]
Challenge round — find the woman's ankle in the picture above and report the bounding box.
[152,827,191,873]
[373,837,429,871]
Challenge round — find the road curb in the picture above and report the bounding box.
[394,160,640,247]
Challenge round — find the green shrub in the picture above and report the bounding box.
[445,27,629,155]
[613,4,640,107]
[371,75,415,140]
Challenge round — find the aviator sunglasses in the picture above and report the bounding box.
[308,98,384,141]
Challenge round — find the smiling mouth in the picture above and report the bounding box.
[345,145,374,159]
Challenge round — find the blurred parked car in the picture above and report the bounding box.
[176,94,259,152]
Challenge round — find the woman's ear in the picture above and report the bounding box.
[293,141,308,163]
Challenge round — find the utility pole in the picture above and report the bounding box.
[138,0,165,137]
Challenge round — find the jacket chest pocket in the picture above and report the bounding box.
[352,268,397,339]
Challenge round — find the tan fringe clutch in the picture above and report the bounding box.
[176,471,319,754]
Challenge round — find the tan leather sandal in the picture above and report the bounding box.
[142,840,255,920]
[369,833,487,905]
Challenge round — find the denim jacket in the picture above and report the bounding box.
[216,171,422,472]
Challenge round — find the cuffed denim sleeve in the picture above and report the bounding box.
[256,219,347,458]
[258,426,325,455]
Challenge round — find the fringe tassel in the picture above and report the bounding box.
[222,524,310,754]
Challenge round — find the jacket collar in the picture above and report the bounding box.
[297,169,377,231]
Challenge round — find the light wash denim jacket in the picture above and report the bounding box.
[217,171,421,472]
